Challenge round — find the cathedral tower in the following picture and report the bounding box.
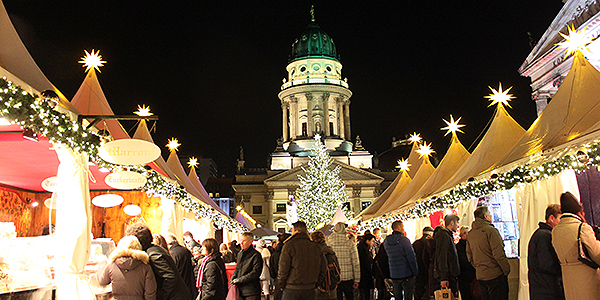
[271,8,372,170]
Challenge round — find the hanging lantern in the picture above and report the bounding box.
[123,204,142,216]
[92,194,124,208]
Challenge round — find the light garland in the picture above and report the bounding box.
[0,77,246,232]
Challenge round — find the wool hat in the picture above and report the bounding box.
[560,191,583,214]
[422,226,434,233]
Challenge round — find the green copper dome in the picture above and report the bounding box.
[289,21,340,63]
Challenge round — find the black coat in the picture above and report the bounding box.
[200,253,229,300]
[528,222,564,300]
[372,243,389,290]
[231,246,263,297]
[456,239,475,282]
[357,243,374,289]
[433,226,460,282]
[146,245,192,300]
[170,243,198,299]
[269,242,283,281]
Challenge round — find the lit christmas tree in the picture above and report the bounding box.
[296,134,351,231]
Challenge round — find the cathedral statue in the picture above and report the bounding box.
[355,135,365,150]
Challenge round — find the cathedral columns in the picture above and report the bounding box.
[306,93,314,136]
[337,98,345,140]
[533,90,552,116]
[282,102,289,141]
[290,96,298,140]
[344,100,351,140]
[323,93,330,137]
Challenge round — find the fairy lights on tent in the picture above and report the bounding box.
[236,205,257,225]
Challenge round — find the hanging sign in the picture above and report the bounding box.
[105,171,147,190]
[41,176,59,192]
[44,193,57,209]
[123,204,142,216]
[98,139,161,165]
[92,194,124,208]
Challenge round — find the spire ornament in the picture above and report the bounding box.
[486,83,514,108]
[441,115,465,136]
[79,49,106,73]
[557,24,593,57]
[310,5,315,22]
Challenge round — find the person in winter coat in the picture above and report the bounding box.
[456,226,478,300]
[326,222,360,300]
[220,243,235,263]
[270,233,291,300]
[166,234,198,299]
[98,235,157,300]
[433,214,461,297]
[383,220,418,300]
[278,221,326,300]
[422,232,437,298]
[311,231,339,300]
[528,204,564,300]
[197,238,228,300]
[230,232,263,300]
[256,239,272,299]
[153,234,170,255]
[372,242,391,300]
[125,223,191,300]
[552,192,600,300]
[357,234,375,300]
[466,207,510,300]
[412,226,433,300]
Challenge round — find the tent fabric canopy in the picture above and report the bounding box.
[187,166,231,217]
[405,142,424,179]
[437,104,526,194]
[373,156,436,218]
[359,170,411,220]
[70,70,130,140]
[498,52,600,168]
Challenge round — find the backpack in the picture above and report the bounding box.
[317,248,341,296]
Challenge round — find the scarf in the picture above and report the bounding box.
[196,255,211,290]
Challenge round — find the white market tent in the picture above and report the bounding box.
[358,169,412,220]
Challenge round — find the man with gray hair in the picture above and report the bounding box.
[433,214,461,298]
[467,206,510,300]
[165,234,197,299]
[231,232,263,300]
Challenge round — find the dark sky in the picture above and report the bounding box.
[4,1,565,177]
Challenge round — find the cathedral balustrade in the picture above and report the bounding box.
[281,77,349,90]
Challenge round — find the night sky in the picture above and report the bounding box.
[4,1,565,177]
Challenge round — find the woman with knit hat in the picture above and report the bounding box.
[551,191,600,299]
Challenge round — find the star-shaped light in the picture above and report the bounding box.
[409,132,422,144]
[485,83,514,108]
[314,133,321,140]
[557,24,592,57]
[166,138,180,152]
[188,157,198,168]
[396,158,411,171]
[441,115,465,136]
[134,105,153,117]
[79,49,106,73]
[416,142,434,159]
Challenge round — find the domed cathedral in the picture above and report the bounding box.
[272,7,373,170]
[233,7,391,233]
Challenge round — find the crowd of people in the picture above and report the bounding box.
[95,192,600,300]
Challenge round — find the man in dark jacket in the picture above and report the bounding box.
[166,234,198,299]
[271,233,291,300]
[125,223,191,300]
[231,232,263,300]
[412,226,433,300]
[278,221,326,300]
[528,204,564,300]
[383,220,418,300]
[433,214,461,298]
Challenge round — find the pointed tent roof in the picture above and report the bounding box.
[359,170,412,220]
[70,69,129,140]
[437,105,525,193]
[0,0,72,112]
[187,166,231,217]
[235,211,254,230]
[498,52,600,167]
[328,205,350,225]
[407,134,470,205]
[406,142,424,179]
[132,120,174,178]
[374,155,436,218]
[166,150,231,217]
